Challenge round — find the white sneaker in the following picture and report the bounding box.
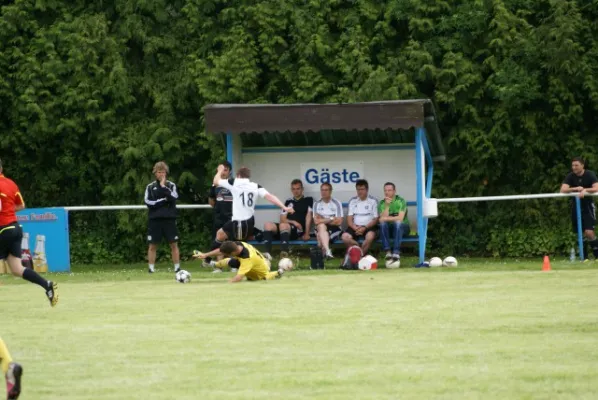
[263,252,273,261]
[211,268,223,274]
[325,249,334,259]
[202,260,216,268]
[231,268,238,273]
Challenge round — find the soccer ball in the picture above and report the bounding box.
[385,259,401,269]
[443,256,458,267]
[358,255,378,270]
[175,269,191,283]
[429,257,443,267]
[278,258,293,271]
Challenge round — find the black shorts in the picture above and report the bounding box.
[222,217,255,241]
[212,216,231,239]
[344,226,378,241]
[274,223,304,240]
[0,223,22,260]
[571,208,596,233]
[318,224,341,242]
[147,219,179,244]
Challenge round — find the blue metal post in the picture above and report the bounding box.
[226,132,234,168]
[575,196,584,261]
[415,127,426,263]
[421,131,434,198]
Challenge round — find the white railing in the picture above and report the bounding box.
[433,191,593,261]
[436,192,597,203]
[63,191,593,260]
[64,205,212,211]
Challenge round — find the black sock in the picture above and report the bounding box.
[22,268,49,289]
[584,241,591,260]
[206,240,222,263]
[280,230,290,252]
[590,239,598,258]
[263,231,273,253]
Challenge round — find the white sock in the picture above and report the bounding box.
[174,263,180,271]
[149,264,155,271]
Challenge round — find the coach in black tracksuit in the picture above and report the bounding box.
[145,161,180,273]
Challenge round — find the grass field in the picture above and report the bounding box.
[1,258,598,399]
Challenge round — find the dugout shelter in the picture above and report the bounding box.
[204,100,445,263]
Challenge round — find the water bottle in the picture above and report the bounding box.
[570,247,576,262]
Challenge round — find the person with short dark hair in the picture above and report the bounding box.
[144,161,180,273]
[378,182,410,263]
[341,179,379,267]
[208,165,293,272]
[206,161,233,266]
[262,179,313,260]
[0,158,58,307]
[313,183,343,259]
[560,157,598,259]
[194,240,288,282]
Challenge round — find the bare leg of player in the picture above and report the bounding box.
[147,243,157,273]
[169,242,180,272]
[317,224,333,258]
[361,231,376,255]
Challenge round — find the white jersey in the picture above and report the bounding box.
[348,195,379,226]
[313,197,344,219]
[218,178,268,221]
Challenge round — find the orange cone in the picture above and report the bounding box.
[542,255,552,272]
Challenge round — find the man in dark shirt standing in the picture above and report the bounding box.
[262,179,313,260]
[206,161,233,267]
[561,156,598,259]
[144,161,180,273]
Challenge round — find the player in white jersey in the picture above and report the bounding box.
[206,165,293,271]
[341,179,379,267]
[313,182,344,259]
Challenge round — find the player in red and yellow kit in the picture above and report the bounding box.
[0,158,58,306]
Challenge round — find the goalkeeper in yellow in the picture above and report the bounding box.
[194,241,291,283]
[1,337,23,399]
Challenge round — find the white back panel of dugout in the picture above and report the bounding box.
[239,145,418,231]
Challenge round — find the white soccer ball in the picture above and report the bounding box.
[429,257,443,268]
[358,255,378,270]
[175,269,191,283]
[385,259,401,269]
[278,258,294,271]
[443,256,458,267]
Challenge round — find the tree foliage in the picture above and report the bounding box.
[1,0,597,261]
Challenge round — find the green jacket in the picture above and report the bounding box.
[378,195,409,226]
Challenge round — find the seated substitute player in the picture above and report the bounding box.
[560,156,598,259]
[341,179,379,266]
[262,179,313,260]
[313,182,343,259]
[0,158,58,306]
[378,182,410,262]
[0,337,22,399]
[194,241,289,283]
[208,165,293,271]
